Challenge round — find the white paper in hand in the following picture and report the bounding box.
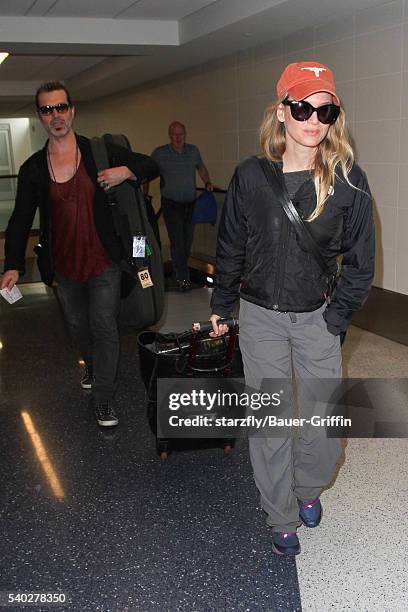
[0,285,23,304]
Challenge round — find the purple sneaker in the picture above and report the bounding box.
[272,531,300,556]
[298,497,322,528]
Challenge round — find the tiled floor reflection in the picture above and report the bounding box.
[2,283,407,611]
[0,284,301,612]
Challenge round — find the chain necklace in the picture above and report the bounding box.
[47,144,79,202]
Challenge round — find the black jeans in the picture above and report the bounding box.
[55,263,122,403]
[161,198,194,281]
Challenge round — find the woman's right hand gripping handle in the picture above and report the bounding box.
[209,314,230,337]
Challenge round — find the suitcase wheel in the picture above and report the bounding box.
[156,439,170,459]
[222,439,235,455]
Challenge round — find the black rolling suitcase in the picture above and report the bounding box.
[137,319,243,459]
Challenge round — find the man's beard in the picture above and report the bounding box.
[49,116,73,137]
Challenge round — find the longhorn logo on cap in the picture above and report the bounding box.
[301,67,327,78]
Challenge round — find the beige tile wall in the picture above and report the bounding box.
[75,0,408,294]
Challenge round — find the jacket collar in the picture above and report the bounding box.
[37,133,97,186]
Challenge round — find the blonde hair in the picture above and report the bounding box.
[259,94,355,221]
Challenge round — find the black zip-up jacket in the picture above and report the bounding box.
[4,134,159,285]
[211,157,375,335]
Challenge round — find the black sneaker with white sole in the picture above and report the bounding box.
[81,367,94,390]
[94,403,119,427]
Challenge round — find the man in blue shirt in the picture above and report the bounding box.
[146,121,213,291]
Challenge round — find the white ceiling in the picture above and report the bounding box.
[0,0,387,117]
[0,0,218,19]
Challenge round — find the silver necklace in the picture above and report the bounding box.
[47,144,79,202]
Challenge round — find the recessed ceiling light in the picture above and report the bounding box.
[0,52,10,65]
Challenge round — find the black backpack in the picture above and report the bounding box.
[90,134,165,330]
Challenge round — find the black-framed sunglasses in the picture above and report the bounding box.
[282,99,340,125]
[37,103,71,115]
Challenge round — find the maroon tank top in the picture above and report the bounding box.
[49,158,111,281]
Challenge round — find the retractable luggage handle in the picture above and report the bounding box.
[187,318,239,376]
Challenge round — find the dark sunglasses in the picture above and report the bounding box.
[283,99,340,124]
[37,103,70,115]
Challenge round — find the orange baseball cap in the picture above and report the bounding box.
[277,61,340,105]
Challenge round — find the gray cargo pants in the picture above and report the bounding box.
[239,298,342,533]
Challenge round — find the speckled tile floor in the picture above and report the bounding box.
[297,438,408,612]
[0,284,301,612]
[297,325,408,612]
[1,285,407,612]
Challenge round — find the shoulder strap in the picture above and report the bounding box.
[90,136,122,237]
[90,136,112,202]
[90,136,109,171]
[258,157,331,276]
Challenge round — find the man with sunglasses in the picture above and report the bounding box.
[210,62,375,556]
[1,80,158,427]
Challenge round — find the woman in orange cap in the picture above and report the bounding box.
[210,61,375,556]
